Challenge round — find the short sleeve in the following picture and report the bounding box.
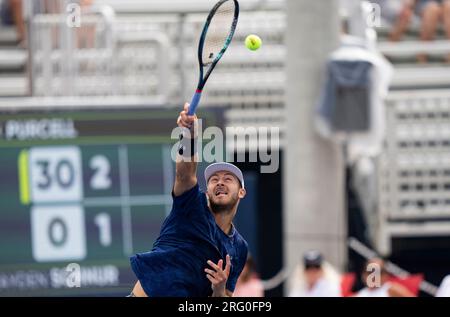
[172,183,202,214]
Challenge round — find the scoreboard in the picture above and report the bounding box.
[0,107,221,296]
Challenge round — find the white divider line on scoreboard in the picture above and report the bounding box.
[162,145,174,216]
[118,145,133,256]
[83,195,172,207]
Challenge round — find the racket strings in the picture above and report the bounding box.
[202,1,236,66]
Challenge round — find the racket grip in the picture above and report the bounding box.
[187,90,202,115]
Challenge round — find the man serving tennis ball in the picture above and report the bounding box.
[129,103,248,297]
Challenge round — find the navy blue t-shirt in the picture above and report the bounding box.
[130,183,248,297]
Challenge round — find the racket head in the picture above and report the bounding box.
[196,0,239,89]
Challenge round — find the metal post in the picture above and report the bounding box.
[284,0,345,295]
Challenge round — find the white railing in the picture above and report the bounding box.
[94,0,285,14]
[30,7,170,101]
[376,89,450,254]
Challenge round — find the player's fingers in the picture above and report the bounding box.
[190,114,198,122]
[204,268,217,276]
[206,274,216,284]
[218,259,223,271]
[179,119,191,128]
[225,254,231,275]
[184,114,196,125]
[180,112,195,126]
[206,273,223,285]
[216,270,227,281]
[178,115,193,129]
[181,105,196,123]
[207,260,220,271]
[177,115,185,127]
[177,121,189,130]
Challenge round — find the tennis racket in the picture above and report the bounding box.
[187,0,239,115]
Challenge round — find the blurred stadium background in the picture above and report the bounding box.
[0,0,450,297]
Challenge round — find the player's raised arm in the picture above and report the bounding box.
[173,103,198,197]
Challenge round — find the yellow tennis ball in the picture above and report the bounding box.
[245,34,262,51]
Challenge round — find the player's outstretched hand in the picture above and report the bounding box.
[205,254,231,297]
[177,103,198,133]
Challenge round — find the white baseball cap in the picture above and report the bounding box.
[204,162,245,189]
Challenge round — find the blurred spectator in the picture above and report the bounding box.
[76,0,95,49]
[436,275,450,297]
[372,0,415,41]
[356,258,415,297]
[233,256,264,297]
[45,0,62,13]
[417,0,450,62]
[289,250,341,297]
[0,0,26,47]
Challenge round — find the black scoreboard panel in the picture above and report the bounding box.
[0,108,221,296]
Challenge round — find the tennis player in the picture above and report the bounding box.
[128,103,248,297]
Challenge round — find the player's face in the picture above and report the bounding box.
[207,171,245,211]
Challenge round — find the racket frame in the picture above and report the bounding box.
[188,0,239,115]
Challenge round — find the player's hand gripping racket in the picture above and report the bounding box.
[187,0,239,115]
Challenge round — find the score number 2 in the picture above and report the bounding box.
[90,155,112,190]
